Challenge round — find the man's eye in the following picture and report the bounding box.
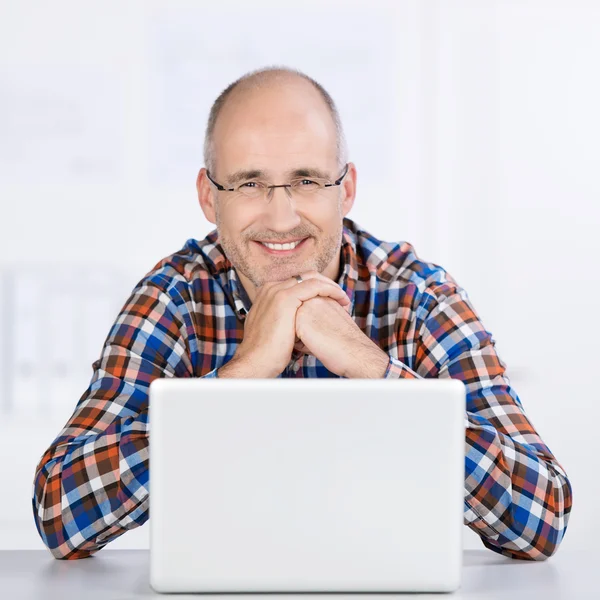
[240,182,257,188]
[299,179,318,186]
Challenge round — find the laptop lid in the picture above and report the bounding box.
[149,377,466,593]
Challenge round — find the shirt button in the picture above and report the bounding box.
[292,362,300,372]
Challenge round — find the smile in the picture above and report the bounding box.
[253,238,310,255]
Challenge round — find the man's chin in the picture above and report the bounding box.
[258,264,315,285]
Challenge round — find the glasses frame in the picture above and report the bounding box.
[205,163,349,199]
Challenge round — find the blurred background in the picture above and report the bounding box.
[0,0,597,555]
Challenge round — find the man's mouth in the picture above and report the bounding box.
[253,237,310,255]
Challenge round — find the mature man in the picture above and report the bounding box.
[32,66,572,561]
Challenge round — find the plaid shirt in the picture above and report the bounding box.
[32,216,572,561]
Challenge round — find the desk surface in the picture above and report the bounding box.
[0,549,596,599]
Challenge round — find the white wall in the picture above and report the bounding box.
[425,0,600,557]
[0,0,598,556]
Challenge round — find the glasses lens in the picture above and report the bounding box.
[290,179,326,196]
[237,182,266,199]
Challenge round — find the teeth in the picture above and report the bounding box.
[261,239,303,251]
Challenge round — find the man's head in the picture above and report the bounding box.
[196,66,356,299]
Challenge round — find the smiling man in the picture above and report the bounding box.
[32,66,572,562]
[197,68,385,380]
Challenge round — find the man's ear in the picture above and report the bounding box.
[341,162,357,217]
[196,168,216,224]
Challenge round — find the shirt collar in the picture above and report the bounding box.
[207,218,359,322]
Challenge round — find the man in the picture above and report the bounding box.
[32,66,572,561]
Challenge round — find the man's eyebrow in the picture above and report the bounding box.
[226,169,264,186]
[226,167,333,186]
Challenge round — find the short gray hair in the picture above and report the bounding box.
[203,65,348,176]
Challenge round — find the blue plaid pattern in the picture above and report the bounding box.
[32,217,572,560]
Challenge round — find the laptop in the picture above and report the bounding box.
[148,377,466,593]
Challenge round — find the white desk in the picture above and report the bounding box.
[0,549,594,599]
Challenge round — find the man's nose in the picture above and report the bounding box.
[262,185,302,227]
[266,184,293,201]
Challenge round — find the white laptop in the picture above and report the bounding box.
[148,377,466,593]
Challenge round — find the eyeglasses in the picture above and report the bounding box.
[206,163,349,204]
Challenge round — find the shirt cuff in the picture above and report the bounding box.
[383,356,423,379]
[203,367,219,378]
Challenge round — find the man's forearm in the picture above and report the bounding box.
[33,411,150,560]
[217,355,276,378]
[218,346,390,379]
[343,346,390,378]
[463,411,572,560]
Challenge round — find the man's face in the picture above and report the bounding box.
[199,79,355,291]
